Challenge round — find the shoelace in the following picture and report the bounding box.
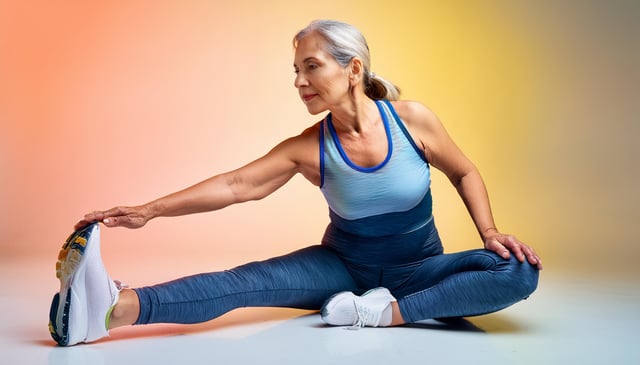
[114,280,128,291]
[347,301,377,330]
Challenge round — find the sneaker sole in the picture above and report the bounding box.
[49,223,98,346]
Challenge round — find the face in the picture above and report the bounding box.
[293,32,351,115]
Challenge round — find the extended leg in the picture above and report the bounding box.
[132,245,359,325]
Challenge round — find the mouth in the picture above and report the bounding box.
[302,93,317,102]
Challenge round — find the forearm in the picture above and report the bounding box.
[143,174,237,220]
[77,136,302,230]
[453,168,498,242]
[454,168,543,268]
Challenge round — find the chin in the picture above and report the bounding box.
[304,104,328,116]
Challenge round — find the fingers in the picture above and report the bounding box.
[507,236,543,270]
[74,211,107,230]
[73,211,102,230]
[485,240,511,260]
[98,207,126,226]
[73,219,92,231]
[505,235,527,263]
[101,214,134,228]
[82,206,148,229]
[526,247,543,270]
[485,234,543,270]
[74,206,139,230]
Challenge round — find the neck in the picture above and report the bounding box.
[330,96,378,136]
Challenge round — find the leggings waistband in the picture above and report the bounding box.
[321,216,443,267]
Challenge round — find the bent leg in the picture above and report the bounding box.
[134,245,358,325]
[396,249,539,323]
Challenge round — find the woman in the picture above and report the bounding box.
[49,19,541,346]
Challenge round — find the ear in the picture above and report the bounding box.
[348,58,364,85]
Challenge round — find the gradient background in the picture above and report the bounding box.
[1,0,638,288]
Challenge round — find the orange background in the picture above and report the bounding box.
[1,1,638,284]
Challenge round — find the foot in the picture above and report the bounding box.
[321,287,396,329]
[49,223,120,346]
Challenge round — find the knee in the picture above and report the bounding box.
[506,256,539,299]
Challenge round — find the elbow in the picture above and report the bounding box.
[450,171,469,191]
[225,174,251,204]
[225,175,267,204]
[450,165,481,191]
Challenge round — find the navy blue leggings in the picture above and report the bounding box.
[134,220,539,325]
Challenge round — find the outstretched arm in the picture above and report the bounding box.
[393,101,542,269]
[75,136,304,230]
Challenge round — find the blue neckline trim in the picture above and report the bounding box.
[381,100,428,163]
[326,100,393,173]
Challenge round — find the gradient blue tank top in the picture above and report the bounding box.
[320,100,433,237]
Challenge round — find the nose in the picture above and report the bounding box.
[294,72,308,88]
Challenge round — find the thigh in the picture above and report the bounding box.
[389,249,505,297]
[393,249,539,321]
[226,245,360,308]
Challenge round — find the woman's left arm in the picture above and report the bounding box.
[395,101,542,269]
[455,165,542,269]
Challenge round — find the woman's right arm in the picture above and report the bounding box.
[75,131,314,230]
[75,172,245,230]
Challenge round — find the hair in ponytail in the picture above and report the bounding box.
[294,20,401,101]
[364,71,400,101]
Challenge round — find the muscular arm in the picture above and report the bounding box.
[147,140,299,217]
[394,101,496,240]
[393,101,541,268]
[76,129,318,230]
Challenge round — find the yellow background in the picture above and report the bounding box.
[1,1,638,282]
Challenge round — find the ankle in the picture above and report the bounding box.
[389,301,406,326]
[108,289,140,329]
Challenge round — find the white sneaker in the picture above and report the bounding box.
[49,223,120,346]
[321,287,396,329]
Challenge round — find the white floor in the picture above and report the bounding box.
[2,258,639,365]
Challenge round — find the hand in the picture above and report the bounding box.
[74,206,150,230]
[484,232,543,270]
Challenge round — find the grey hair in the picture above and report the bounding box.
[293,20,401,101]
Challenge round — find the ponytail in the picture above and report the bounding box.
[365,72,401,101]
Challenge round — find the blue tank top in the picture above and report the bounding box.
[320,100,433,237]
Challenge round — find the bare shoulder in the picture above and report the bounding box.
[278,120,321,154]
[389,100,440,130]
[299,121,322,141]
[267,120,322,184]
[388,100,446,146]
[388,100,455,166]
